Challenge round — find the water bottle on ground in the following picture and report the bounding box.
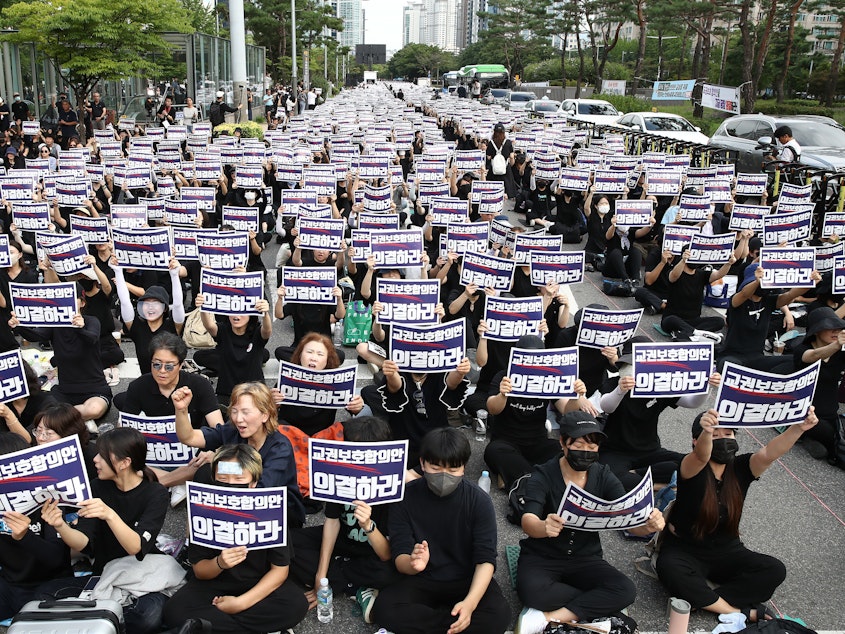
[478,470,491,494]
[332,318,344,346]
[475,410,488,441]
[316,577,333,623]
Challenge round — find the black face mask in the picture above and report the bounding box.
[710,438,739,464]
[565,449,600,472]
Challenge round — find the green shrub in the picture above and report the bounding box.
[213,121,264,140]
[754,99,834,118]
[593,93,653,113]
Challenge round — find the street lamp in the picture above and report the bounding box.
[291,0,297,86]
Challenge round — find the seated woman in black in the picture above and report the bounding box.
[37,427,170,634]
[0,362,56,442]
[162,444,308,633]
[30,403,97,479]
[515,412,665,634]
[656,408,818,623]
[0,433,71,619]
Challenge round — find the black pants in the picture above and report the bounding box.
[634,286,664,313]
[516,552,636,622]
[483,436,561,490]
[605,248,642,282]
[463,389,489,418]
[598,447,684,490]
[801,415,837,460]
[661,314,725,339]
[656,532,786,610]
[288,525,401,595]
[716,352,793,375]
[371,576,510,634]
[162,577,308,633]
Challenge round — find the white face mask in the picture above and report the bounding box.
[245,192,257,202]
[597,204,610,215]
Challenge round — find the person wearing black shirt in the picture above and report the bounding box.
[371,428,510,634]
[514,413,664,634]
[552,189,587,243]
[56,100,78,149]
[162,445,308,633]
[524,179,558,229]
[717,262,814,374]
[661,247,734,341]
[38,428,171,634]
[635,247,674,315]
[273,282,346,363]
[11,93,29,128]
[656,408,817,623]
[86,92,107,130]
[0,434,71,618]
[792,307,845,464]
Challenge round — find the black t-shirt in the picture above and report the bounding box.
[600,376,679,453]
[520,457,624,559]
[77,478,168,574]
[555,193,584,227]
[325,501,391,558]
[476,339,513,391]
[187,542,290,592]
[556,327,610,396]
[129,317,178,376]
[669,453,757,547]
[122,371,220,429]
[664,268,711,321]
[2,389,56,431]
[643,247,672,297]
[278,402,336,437]
[212,318,269,397]
[511,267,538,299]
[793,341,845,420]
[0,513,71,585]
[489,370,550,445]
[722,295,778,356]
[585,211,611,255]
[82,288,116,338]
[282,303,334,348]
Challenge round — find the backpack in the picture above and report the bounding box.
[506,472,533,525]
[208,101,221,125]
[545,612,638,634]
[182,309,216,349]
[490,139,507,175]
[834,414,845,466]
[602,278,635,297]
[737,618,817,634]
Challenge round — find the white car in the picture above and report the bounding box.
[505,91,536,112]
[615,112,710,145]
[558,98,621,125]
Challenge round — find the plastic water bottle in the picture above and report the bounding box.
[333,319,344,346]
[475,410,488,442]
[316,577,333,623]
[478,470,491,495]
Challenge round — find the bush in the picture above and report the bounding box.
[754,99,834,118]
[213,121,264,141]
[594,93,653,113]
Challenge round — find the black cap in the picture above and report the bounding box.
[138,285,170,305]
[493,123,505,132]
[804,306,845,340]
[516,334,545,350]
[616,335,651,366]
[559,411,607,440]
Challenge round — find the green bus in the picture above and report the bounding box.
[457,64,510,90]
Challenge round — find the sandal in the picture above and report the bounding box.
[741,604,776,622]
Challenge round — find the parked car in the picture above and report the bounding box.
[480,88,511,106]
[708,114,845,173]
[614,112,709,145]
[525,99,563,118]
[504,91,536,112]
[558,98,621,124]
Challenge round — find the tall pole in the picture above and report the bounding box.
[229,0,249,120]
[291,0,298,86]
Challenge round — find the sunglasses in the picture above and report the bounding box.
[152,362,179,372]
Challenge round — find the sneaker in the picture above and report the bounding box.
[803,438,828,460]
[515,606,548,634]
[170,484,188,508]
[356,587,378,624]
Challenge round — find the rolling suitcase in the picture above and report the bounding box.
[9,598,125,634]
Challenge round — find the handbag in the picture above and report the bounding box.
[343,300,373,346]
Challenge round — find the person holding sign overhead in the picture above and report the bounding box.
[514,412,664,634]
[656,408,818,623]
[162,445,308,634]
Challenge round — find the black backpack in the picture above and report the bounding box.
[506,472,533,525]
[738,618,817,634]
[208,101,221,125]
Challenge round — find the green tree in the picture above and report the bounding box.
[478,0,546,78]
[388,44,457,81]
[246,0,293,82]
[180,0,217,34]
[2,0,192,114]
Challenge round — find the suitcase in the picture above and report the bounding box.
[9,598,125,634]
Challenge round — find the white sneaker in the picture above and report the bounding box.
[170,484,188,508]
[515,606,547,634]
[693,329,723,344]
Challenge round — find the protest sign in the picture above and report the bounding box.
[506,346,578,398]
[417,182,451,206]
[678,195,712,223]
[429,197,469,227]
[759,247,816,289]
[309,439,407,505]
[163,199,200,227]
[686,233,735,265]
[646,169,682,196]
[735,173,768,197]
[470,180,504,205]
[762,208,812,246]
[729,204,768,233]
[576,307,643,349]
[42,235,90,277]
[187,482,287,550]
[459,252,514,291]
[686,167,718,188]
[558,168,591,191]
[278,363,357,410]
[119,413,196,468]
[371,229,424,269]
[376,278,440,326]
[196,231,250,270]
[446,222,489,255]
[631,342,712,398]
[12,201,51,232]
[358,212,398,230]
[11,282,77,327]
[112,227,172,270]
[0,176,35,202]
[0,234,9,268]
[593,170,627,195]
[235,165,264,189]
[280,189,319,218]
[221,206,260,234]
[199,270,263,316]
[173,226,215,261]
[297,217,345,251]
[821,212,845,239]
[816,242,844,274]
[0,349,29,403]
[0,436,92,515]
[777,183,812,211]
[834,256,845,294]
[282,266,337,305]
[513,233,564,264]
[557,469,654,531]
[652,80,695,100]
[701,84,741,114]
[70,215,110,245]
[180,187,217,212]
[483,296,544,343]
[55,179,90,207]
[362,184,393,213]
[614,200,654,228]
[391,320,465,373]
[529,251,585,286]
[704,180,733,204]
[714,361,819,427]
[662,224,701,255]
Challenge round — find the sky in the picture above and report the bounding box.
[362,0,404,55]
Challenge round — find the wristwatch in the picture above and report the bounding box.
[363,520,377,535]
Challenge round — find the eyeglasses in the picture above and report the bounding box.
[33,426,59,440]
[152,362,179,372]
